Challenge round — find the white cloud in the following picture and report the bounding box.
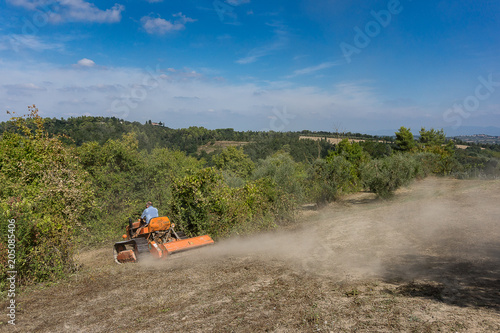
[76,58,95,67]
[6,0,125,23]
[141,12,196,35]
[286,61,342,78]
[141,17,184,34]
[172,12,197,24]
[4,83,46,91]
[3,82,47,98]
[226,0,251,5]
[5,0,44,10]
[236,44,279,64]
[0,35,64,52]
[0,60,396,131]
[236,22,288,64]
[4,60,485,132]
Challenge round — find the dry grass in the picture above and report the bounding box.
[197,141,250,154]
[2,177,499,332]
[299,136,385,144]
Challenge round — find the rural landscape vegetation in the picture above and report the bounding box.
[0,106,499,331]
[1,1,500,331]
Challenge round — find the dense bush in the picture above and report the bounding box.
[360,140,392,158]
[212,146,255,179]
[332,139,369,167]
[360,154,420,198]
[76,133,147,242]
[252,152,307,204]
[170,168,294,239]
[328,139,370,187]
[0,107,95,286]
[412,152,445,177]
[452,148,500,179]
[307,156,356,205]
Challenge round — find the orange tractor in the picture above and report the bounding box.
[113,216,214,264]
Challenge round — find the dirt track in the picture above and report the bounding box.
[2,177,500,332]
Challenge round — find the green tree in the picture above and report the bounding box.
[327,138,369,187]
[252,152,306,203]
[212,146,255,178]
[330,139,367,165]
[417,128,455,174]
[332,138,368,166]
[143,147,204,207]
[76,133,149,241]
[360,141,392,158]
[419,127,445,147]
[395,126,416,151]
[308,156,355,205]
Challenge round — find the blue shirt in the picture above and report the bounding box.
[141,206,159,224]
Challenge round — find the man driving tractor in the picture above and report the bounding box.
[114,201,214,264]
[133,201,159,237]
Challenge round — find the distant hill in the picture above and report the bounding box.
[454,134,500,145]
[443,126,500,137]
[367,126,500,137]
[0,116,340,162]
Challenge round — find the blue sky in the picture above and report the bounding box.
[1,0,499,135]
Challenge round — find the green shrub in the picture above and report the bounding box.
[170,168,226,236]
[0,107,95,286]
[212,146,255,178]
[220,170,246,188]
[170,168,294,239]
[332,138,370,167]
[412,152,441,177]
[252,152,306,204]
[307,155,357,205]
[360,154,419,198]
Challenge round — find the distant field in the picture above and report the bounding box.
[300,136,481,150]
[299,136,384,144]
[197,140,250,154]
[454,144,485,150]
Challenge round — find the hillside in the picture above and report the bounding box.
[2,178,499,332]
